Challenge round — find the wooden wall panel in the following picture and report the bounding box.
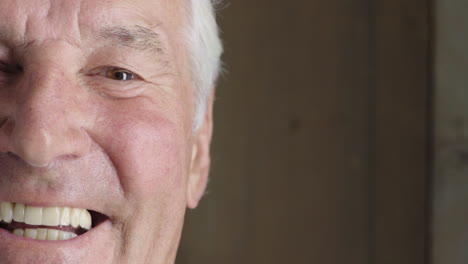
[374,0,430,263]
[176,0,430,263]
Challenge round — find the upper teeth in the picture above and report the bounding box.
[0,202,92,230]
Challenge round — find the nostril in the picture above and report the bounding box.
[0,117,8,127]
[6,152,21,161]
[0,117,12,134]
[0,114,91,166]
[3,151,49,168]
[0,117,10,131]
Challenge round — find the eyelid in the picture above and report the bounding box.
[82,65,150,98]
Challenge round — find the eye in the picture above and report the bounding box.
[105,68,138,81]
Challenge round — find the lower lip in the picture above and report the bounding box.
[0,219,112,245]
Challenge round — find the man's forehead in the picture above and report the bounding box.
[0,0,183,50]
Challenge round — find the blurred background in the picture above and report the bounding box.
[176,0,468,263]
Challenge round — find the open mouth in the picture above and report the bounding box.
[0,202,108,241]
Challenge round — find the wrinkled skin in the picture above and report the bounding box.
[0,0,213,263]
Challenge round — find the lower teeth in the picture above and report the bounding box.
[12,228,77,240]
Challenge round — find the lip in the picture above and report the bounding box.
[0,198,117,263]
[0,218,115,263]
[0,218,112,244]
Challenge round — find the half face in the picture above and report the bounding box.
[0,0,211,263]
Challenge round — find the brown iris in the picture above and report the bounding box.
[107,69,135,81]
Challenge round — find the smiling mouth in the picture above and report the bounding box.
[0,202,108,241]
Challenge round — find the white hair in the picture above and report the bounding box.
[185,0,223,131]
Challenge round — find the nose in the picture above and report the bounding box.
[0,67,91,167]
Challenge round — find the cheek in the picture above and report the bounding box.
[90,103,191,202]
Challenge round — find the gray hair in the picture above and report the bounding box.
[185,0,223,131]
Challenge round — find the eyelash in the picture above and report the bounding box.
[87,66,146,96]
[0,63,144,95]
[101,67,141,82]
[0,62,141,80]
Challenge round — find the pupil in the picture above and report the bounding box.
[114,71,129,80]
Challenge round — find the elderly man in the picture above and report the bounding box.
[0,0,222,263]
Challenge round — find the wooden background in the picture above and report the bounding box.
[177,0,430,263]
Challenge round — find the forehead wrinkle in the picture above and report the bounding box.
[98,25,166,56]
[22,0,84,43]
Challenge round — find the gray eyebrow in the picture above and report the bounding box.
[98,25,165,55]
